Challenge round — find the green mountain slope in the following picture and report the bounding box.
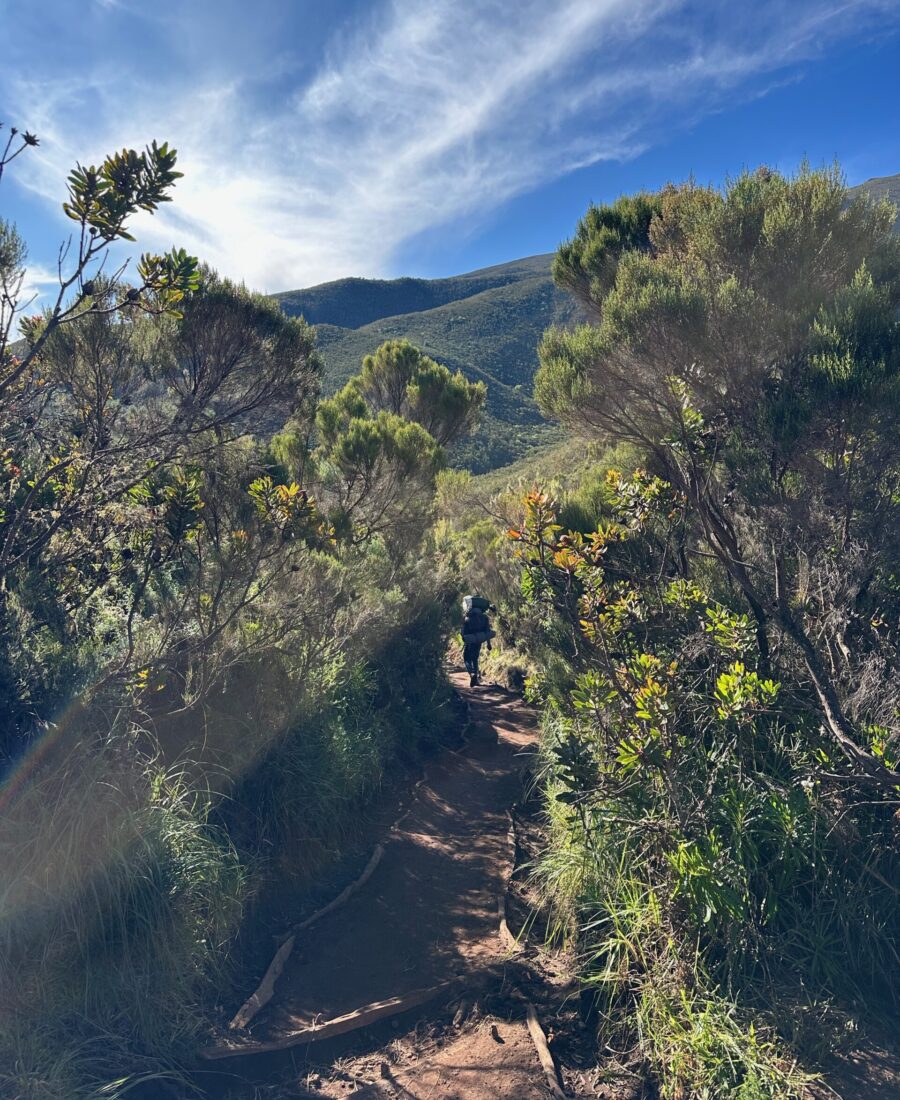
[273,254,554,329]
[276,255,582,473]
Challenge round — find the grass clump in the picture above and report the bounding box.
[0,743,245,1097]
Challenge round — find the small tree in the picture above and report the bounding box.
[350,338,485,446]
[312,339,484,548]
[1,128,199,386]
[536,166,900,788]
[0,126,324,749]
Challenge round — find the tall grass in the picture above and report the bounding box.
[532,698,896,1098]
[0,738,245,1098]
[0,576,454,1098]
[536,757,812,1098]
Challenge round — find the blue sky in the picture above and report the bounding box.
[2,0,899,298]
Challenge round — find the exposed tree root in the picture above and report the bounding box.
[229,932,297,1031]
[203,981,458,1060]
[224,708,475,1033]
[525,1000,568,1099]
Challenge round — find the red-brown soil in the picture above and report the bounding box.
[258,673,536,1035]
[199,673,613,1098]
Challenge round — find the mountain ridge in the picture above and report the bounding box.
[277,253,578,472]
[274,173,898,474]
[273,253,554,330]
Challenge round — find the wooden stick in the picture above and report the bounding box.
[228,842,387,1032]
[498,809,523,952]
[202,981,456,1060]
[217,684,477,1041]
[229,933,296,1030]
[525,1001,567,1100]
[498,893,520,952]
[295,842,384,933]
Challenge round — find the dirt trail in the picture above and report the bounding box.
[198,671,900,1100]
[261,673,535,1035]
[201,672,596,1098]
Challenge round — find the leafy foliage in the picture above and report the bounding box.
[505,470,897,1095]
[349,337,485,445]
[0,129,458,1098]
[536,164,900,788]
[311,339,483,549]
[437,165,900,1096]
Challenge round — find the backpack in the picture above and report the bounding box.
[461,609,494,645]
[462,594,491,614]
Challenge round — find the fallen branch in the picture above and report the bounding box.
[525,1001,568,1100]
[498,894,520,952]
[295,842,385,933]
[202,981,457,1060]
[229,933,296,1031]
[498,810,523,952]
[220,687,474,1036]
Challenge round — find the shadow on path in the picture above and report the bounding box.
[245,673,538,1040]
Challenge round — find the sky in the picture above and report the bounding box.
[2,0,899,300]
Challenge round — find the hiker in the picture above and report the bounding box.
[461,597,494,687]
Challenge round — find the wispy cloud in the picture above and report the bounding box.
[4,0,899,292]
[3,263,60,321]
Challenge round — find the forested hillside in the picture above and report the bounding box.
[273,253,553,328]
[277,255,582,472]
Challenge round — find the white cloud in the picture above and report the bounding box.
[18,262,62,308]
[4,0,899,292]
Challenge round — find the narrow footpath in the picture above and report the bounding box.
[198,672,608,1099]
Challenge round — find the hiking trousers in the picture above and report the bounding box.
[463,641,482,679]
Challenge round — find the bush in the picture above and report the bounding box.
[510,473,899,1095]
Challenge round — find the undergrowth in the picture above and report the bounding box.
[0,573,454,1098]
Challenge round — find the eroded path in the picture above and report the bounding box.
[200,671,900,1100]
[200,673,599,1099]
[260,673,536,1036]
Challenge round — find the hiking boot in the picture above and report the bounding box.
[469,674,477,687]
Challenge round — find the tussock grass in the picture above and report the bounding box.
[535,794,814,1099]
[0,586,453,1098]
[530,707,837,1099]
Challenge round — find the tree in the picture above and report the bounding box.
[535,166,900,788]
[0,127,323,750]
[349,338,485,446]
[311,339,484,548]
[1,129,200,391]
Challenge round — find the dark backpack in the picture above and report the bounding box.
[463,609,485,632]
[462,609,492,644]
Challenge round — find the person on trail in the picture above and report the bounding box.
[462,604,493,687]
